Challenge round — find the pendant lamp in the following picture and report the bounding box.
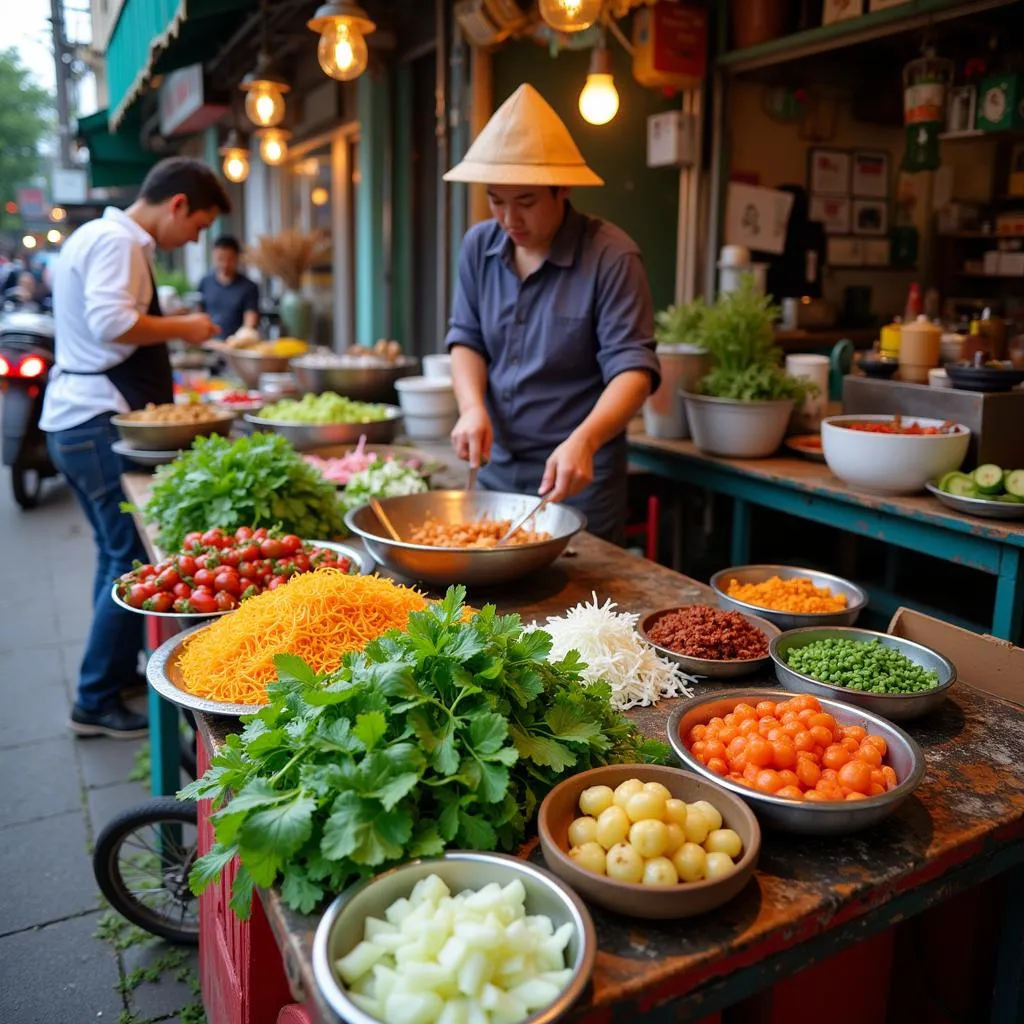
[308,1,376,82]
[220,130,250,184]
[257,128,292,166]
[579,44,619,125]
[539,0,603,33]
[241,52,290,128]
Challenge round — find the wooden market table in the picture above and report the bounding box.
[627,433,1024,644]
[120,471,1024,1024]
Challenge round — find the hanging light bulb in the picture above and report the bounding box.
[219,131,250,184]
[308,1,375,82]
[539,0,603,33]
[311,186,330,206]
[257,128,291,166]
[579,46,619,125]
[242,77,288,128]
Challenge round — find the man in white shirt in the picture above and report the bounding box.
[41,157,228,738]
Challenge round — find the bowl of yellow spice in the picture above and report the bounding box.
[709,564,866,630]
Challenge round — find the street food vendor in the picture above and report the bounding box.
[444,83,660,543]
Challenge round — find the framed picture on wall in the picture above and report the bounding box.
[826,236,864,267]
[852,199,889,235]
[862,238,892,265]
[810,194,852,234]
[851,150,890,197]
[809,148,851,195]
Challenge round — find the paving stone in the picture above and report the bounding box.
[78,734,150,790]
[0,735,81,826]
[124,940,203,1022]
[88,780,154,840]
[0,811,100,934]
[0,592,63,650]
[0,910,124,1024]
[0,645,69,747]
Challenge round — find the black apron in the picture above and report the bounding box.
[62,270,174,409]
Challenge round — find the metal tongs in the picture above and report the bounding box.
[496,493,551,547]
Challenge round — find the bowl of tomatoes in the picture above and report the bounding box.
[111,525,368,620]
[667,689,924,835]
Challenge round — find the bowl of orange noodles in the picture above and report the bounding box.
[145,569,437,714]
[344,490,586,589]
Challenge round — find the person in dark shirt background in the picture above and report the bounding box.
[197,235,260,338]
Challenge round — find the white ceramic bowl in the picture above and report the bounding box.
[821,415,970,495]
[682,392,794,458]
[395,375,458,416]
[421,353,453,379]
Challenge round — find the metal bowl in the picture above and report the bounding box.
[222,349,293,388]
[710,564,867,629]
[925,481,1024,521]
[243,407,402,450]
[111,440,182,469]
[110,411,235,452]
[667,690,925,834]
[290,355,419,402]
[312,852,596,1024]
[769,626,956,721]
[344,490,586,588]
[637,606,780,679]
[538,764,760,919]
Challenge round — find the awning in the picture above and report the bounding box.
[106,0,256,130]
[77,109,159,189]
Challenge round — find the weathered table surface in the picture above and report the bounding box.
[627,432,1024,644]
[170,518,1024,1023]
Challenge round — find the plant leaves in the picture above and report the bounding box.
[467,713,508,756]
[353,711,388,751]
[456,808,496,850]
[273,654,319,687]
[509,725,577,772]
[280,870,324,915]
[188,843,238,896]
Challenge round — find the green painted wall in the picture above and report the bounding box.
[491,36,681,311]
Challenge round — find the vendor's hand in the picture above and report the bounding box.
[176,313,220,345]
[540,433,596,503]
[451,405,493,468]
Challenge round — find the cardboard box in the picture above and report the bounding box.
[888,607,1024,706]
[823,0,864,23]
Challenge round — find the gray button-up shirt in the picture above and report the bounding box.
[445,203,660,472]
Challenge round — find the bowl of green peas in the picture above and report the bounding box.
[769,627,957,722]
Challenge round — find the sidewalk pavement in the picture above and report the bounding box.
[0,470,202,1023]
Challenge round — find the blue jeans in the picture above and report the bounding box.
[46,413,147,712]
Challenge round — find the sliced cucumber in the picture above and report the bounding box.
[972,463,1005,494]
[944,473,979,498]
[1006,470,1024,499]
[937,471,961,491]
[996,494,1024,504]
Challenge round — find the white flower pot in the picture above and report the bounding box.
[682,392,795,458]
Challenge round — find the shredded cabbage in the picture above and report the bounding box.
[341,459,428,512]
[537,593,696,710]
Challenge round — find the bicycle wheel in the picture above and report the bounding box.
[93,798,199,944]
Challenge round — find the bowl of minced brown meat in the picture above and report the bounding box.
[638,604,781,679]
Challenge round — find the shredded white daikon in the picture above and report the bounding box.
[536,593,696,710]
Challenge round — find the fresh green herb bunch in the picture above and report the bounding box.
[126,432,346,550]
[654,296,706,345]
[697,276,815,402]
[182,587,669,919]
[785,638,939,694]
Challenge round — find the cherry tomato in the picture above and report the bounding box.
[260,538,285,559]
[175,555,198,577]
[215,591,239,611]
[252,527,269,541]
[292,553,311,573]
[143,592,174,613]
[189,591,219,614]
[172,597,194,614]
[193,568,216,588]
[154,568,181,591]
[235,526,254,542]
[214,571,243,596]
[238,561,261,581]
[237,544,261,563]
[183,531,203,549]
[267,575,289,590]
[173,582,192,600]
[201,528,227,548]
[280,534,302,554]
[219,549,241,568]
[127,582,157,607]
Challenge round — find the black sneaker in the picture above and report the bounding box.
[69,702,148,739]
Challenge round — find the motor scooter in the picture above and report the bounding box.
[0,306,57,508]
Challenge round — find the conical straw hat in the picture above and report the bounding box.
[444,83,603,187]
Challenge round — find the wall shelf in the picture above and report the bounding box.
[716,0,1019,75]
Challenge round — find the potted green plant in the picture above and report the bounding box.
[644,299,712,439]
[681,277,814,458]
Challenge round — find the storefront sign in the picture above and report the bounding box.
[16,187,46,219]
[159,64,228,137]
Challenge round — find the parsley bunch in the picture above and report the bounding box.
[183,587,668,919]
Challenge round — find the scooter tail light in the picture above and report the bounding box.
[18,355,46,379]
[0,355,10,377]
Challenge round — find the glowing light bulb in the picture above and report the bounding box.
[539,0,603,33]
[49,206,67,222]
[311,186,329,206]
[318,20,369,81]
[258,128,291,166]
[579,72,619,124]
[222,149,250,184]
[244,81,286,127]
[22,235,37,249]
[46,229,62,244]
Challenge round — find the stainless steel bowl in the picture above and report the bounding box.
[667,689,925,834]
[770,626,956,721]
[243,407,402,450]
[312,852,596,1024]
[110,412,235,452]
[290,355,419,402]
[710,564,867,629]
[637,606,780,680]
[222,349,294,388]
[925,481,1024,521]
[344,490,586,588]
[111,440,181,468]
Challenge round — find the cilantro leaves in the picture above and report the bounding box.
[183,586,669,918]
